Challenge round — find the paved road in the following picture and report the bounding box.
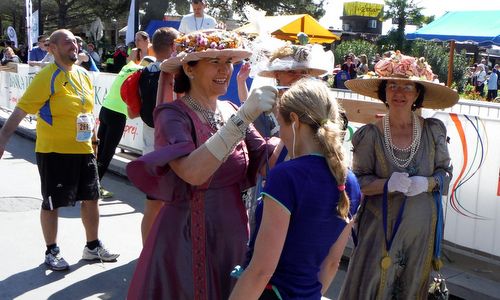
[0,133,145,300]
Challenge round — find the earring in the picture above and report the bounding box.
[292,122,296,159]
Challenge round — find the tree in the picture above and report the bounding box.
[333,39,378,67]
[408,40,469,93]
[231,0,326,20]
[383,0,424,51]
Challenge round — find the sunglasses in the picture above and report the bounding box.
[386,83,416,92]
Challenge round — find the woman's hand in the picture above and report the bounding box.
[237,62,251,83]
[238,86,278,124]
[405,176,429,196]
[387,172,411,193]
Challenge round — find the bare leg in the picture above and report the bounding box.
[81,200,99,242]
[40,209,59,245]
[141,199,164,245]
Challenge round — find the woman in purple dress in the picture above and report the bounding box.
[230,78,361,299]
[126,30,279,299]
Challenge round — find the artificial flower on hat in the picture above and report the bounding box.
[160,30,252,73]
[345,50,459,109]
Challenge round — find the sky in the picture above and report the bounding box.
[319,0,500,34]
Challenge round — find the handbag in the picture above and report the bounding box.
[428,273,449,300]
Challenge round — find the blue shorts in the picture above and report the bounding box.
[36,153,100,210]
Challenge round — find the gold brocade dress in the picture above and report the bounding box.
[339,118,452,300]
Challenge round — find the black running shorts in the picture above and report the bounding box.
[36,153,100,210]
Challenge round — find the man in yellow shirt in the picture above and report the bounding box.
[0,29,119,271]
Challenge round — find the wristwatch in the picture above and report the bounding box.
[230,114,247,134]
[92,139,100,145]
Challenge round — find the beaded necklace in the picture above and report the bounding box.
[383,112,421,168]
[184,95,224,131]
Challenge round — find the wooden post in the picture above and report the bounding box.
[447,40,455,87]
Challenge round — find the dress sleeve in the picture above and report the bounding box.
[126,102,196,200]
[351,124,381,188]
[426,118,453,195]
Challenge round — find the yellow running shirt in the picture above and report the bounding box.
[17,63,95,154]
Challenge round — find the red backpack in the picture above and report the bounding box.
[120,69,143,117]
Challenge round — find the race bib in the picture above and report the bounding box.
[76,113,95,142]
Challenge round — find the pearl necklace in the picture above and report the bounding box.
[383,112,421,168]
[184,95,224,131]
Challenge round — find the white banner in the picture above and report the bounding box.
[26,0,33,51]
[126,0,135,44]
[32,10,39,44]
[7,26,18,49]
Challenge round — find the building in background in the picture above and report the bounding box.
[340,1,384,40]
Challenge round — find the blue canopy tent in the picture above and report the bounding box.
[406,10,500,86]
[143,20,252,105]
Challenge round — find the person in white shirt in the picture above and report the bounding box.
[178,0,217,33]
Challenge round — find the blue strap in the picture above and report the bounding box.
[382,180,407,252]
[38,68,61,126]
[433,174,445,264]
[276,147,288,165]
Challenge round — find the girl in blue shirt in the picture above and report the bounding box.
[230,78,361,299]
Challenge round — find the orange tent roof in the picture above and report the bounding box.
[234,14,339,44]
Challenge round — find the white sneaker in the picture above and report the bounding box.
[45,247,69,271]
[82,242,119,262]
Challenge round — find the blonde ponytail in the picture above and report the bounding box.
[279,78,351,220]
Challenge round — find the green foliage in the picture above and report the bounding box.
[383,0,424,50]
[333,39,378,66]
[408,40,469,93]
[232,0,326,20]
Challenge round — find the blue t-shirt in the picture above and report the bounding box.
[247,155,361,299]
[28,47,47,61]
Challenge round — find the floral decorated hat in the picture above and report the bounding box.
[345,51,459,109]
[257,42,334,78]
[160,30,252,73]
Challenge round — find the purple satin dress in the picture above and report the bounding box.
[126,100,277,300]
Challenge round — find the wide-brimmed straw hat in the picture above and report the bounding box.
[257,43,333,78]
[160,30,252,73]
[345,51,458,109]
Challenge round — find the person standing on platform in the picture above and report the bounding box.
[178,0,217,34]
[0,29,119,271]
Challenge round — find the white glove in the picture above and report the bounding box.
[238,86,278,124]
[387,172,411,193]
[406,176,429,196]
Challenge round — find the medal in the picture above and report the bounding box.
[380,255,392,270]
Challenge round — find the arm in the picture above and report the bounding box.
[318,221,353,295]
[237,63,250,102]
[127,49,138,63]
[170,86,278,186]
[0,107,28,158]
[229,197,290,300]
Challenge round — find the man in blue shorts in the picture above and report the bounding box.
[0,29,119,271]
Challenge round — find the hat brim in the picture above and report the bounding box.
[160,49,252,73]
[345,77,459,109]
[258,67,327,78]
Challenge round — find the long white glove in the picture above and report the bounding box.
[406,176,429,196]
[205,86,278,161]
[387,172,411,193]
[238,86,278,125]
